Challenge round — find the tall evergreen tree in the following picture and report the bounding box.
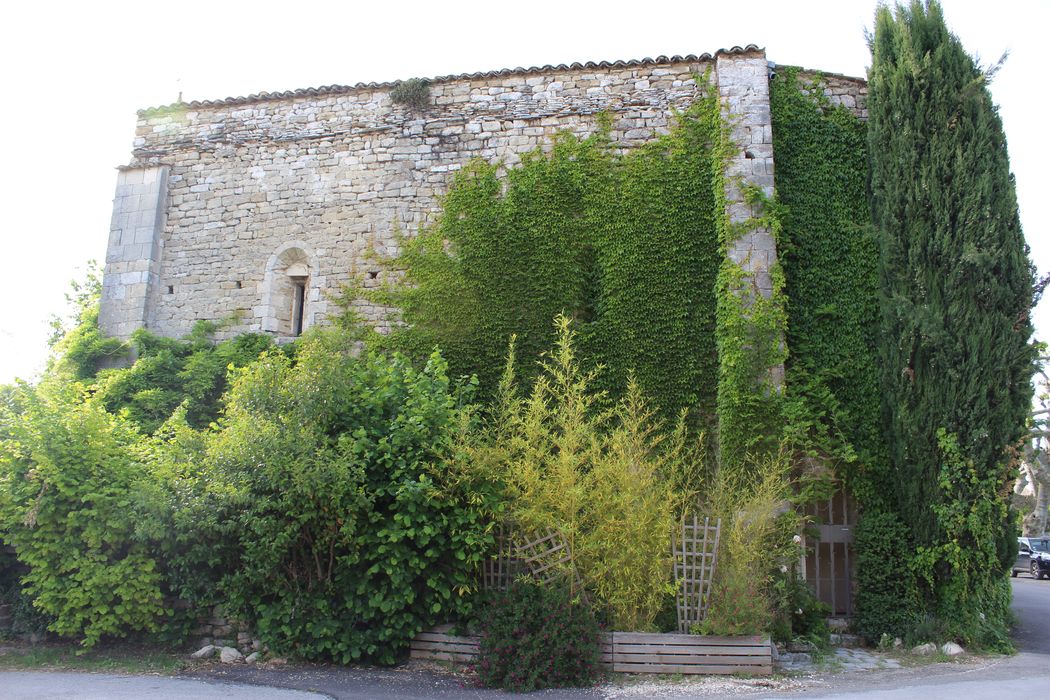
[869,1,1035,645]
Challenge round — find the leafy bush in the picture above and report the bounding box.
[0,544,55,639]
[47,267,126,380]
[476,582,601,691]
[93,324,273,434]
[48,273,274,435]
[852,510,919,644]
[770,572,829,647]
[0,382,167,648]
[171,334,491,664]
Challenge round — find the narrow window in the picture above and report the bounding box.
[291,277,307,336]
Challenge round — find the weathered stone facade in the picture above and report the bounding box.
[100,47,866,342]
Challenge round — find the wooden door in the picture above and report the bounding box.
[802,486,856,616]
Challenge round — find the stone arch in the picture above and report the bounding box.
[258,241,322,337]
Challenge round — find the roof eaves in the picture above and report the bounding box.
[139,45,764,116]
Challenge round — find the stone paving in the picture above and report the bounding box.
[776,646,902,675]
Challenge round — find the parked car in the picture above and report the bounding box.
[1013,537,1050,580]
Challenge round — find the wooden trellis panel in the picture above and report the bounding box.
[513,528,586,596]
[481,525,584,595]
[481,523,524,592]
[672,514,721,633]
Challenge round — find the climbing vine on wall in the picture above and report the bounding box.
[769,67,883,499]
[714,182,788,467]
[374,129,609,400]
[589,91,725,427]
[377,86,727,429]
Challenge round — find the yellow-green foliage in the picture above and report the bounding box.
[473,316,697,630]
[700,449,794,636]
[501,318,601,557]
[580,379,698,630]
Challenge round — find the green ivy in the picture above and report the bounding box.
[769,66,885,500]
[376,84,726,430]
[714,182,788,466]
[911,430,1014,650]
[590,91,724,429]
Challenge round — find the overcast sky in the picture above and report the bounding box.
[1,0,1046,384]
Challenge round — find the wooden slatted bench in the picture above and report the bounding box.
[410,626,772,675]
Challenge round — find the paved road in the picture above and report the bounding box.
[1010,572,1050,653]
[0,671,327,699]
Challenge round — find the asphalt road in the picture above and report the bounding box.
[754,576,1050,699]
[0,672,327,699]
[1009,573,1050,653]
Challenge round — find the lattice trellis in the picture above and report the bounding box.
[481,524,585,598]
[514,528,586,593]
[672,514,721,633]
[481,522,524,592]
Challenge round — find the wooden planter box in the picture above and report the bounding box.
[409,624,480,663]
[410,625,772,675]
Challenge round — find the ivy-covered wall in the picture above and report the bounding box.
[378,92,727,430]
[770,67,884,501]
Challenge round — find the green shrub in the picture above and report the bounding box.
[48,275,274,435]
[0,382,167,648]
[390,78,431,111]
[770,572,829,647]
[476,582,602,691]
[176,333,491,664]
[0,544,55,639]
[94,325,274,434]
[47,269,126,381]
[852,510,919,644]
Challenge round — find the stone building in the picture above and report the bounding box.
[98,45,866,343]
[99,45,870,619]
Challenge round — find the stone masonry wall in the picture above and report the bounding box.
[106,53,733,340]
[100,49,868,343]
[795,68,868,119]
[100,166,168,338]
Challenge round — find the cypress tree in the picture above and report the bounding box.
[869,1,1035,645]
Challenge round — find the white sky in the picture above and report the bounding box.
[0,0,1046,384]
